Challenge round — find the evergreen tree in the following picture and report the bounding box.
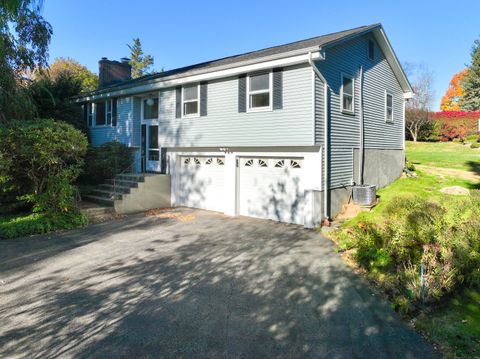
[127,38,154,78]
[461,39,480,111]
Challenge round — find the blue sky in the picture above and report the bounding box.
[43,0,480,110]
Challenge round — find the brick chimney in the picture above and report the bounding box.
[98,57,132,89]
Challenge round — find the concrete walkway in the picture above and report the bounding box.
[0,208,437,358]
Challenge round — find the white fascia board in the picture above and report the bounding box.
[75,50,322,103]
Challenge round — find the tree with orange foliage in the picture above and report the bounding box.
[440,69,468,111]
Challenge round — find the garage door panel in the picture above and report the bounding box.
[239,158,305,225]
[178,156,225,212]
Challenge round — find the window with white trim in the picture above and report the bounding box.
[106,99,113,125]
[341,74,354,114]
[385,92,393,122]
[88,103,94,127]
[143,97,159,120]
[247,72,271,110]
[94,101,106,126]
[183,84,199,117]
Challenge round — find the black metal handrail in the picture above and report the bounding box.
[112,156,145,199]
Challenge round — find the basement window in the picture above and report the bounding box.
[385,92,393,122]
[341,74,354,114]
[247,72,271,111]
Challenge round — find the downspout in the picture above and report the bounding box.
[358,65,364,185]
[308,51,329,220]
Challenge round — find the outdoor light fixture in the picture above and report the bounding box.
[146,98,154,106]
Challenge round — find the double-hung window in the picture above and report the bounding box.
[385,92,393,122]
[183,84,199,117]
[341,74,354,114]
[248,72,271,111]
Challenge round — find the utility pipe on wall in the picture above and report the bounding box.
[358,65,364,185]
[308,51,330,220]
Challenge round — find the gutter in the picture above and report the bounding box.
[308,51,329,220]
[73,47,323,103]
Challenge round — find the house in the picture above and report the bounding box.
[74,23,412,227]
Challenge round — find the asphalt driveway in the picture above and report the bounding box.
[0,208,437,358]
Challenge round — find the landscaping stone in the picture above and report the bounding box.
[440,186,470,195]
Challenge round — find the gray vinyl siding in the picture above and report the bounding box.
[89,97,133,147]
[314,76,325,145]
[157,64,313,147]
[315,34,405,188]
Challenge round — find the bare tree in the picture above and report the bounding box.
[404,63,435,142]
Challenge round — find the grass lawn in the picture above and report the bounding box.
[334,141,480,358]
[415,289,480,358]
[406,140,480,172]
[340,169,475,227]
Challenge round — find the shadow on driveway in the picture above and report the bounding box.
[0,209,438,358]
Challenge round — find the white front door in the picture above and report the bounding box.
[177,156,226,212]
[239,157,305,225]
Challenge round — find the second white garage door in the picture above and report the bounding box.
[239,157,305,225]
[177,156,226,212]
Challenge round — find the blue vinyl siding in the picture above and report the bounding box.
[89,97,133,147]
[315,34,405,188]
[157,64,313,147]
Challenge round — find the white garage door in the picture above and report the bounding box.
[177,156,225,212]
[239,157,305,225]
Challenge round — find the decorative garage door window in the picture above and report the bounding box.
[290,160,301,168]
[243,158,302,168]
[183,156,226,166]
[274,160,285,168]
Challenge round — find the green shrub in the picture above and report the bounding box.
[470,142,480,149]
[79,141,135,185]
[406,159,416,171]
[335,193,480,311]
[0,212,87,239]
[0,119,88,214]
[466,134,478,142]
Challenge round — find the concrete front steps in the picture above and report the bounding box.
[82,173,171,214]
[79,201,116,223]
